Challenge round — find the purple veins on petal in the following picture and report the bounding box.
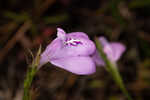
[73,41,82,45]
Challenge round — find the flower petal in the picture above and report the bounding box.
[47,37,96,59]
[68,32,89,39]
[55,29,95,58]
[40,28,96,66]
[57,28,66,40]
[91,51,105,66]
[92,36,126,66]
[62,37,96,56]
[98,36,109,47]
[41,37,95,61]
[41,38,63,59]
[50,56,96,75]
[103,44,114,61]
[109,42,126,61]
[39,53,49,68]
[99,37,126,61]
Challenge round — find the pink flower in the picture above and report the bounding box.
[92,37,126,66]
[39,28,96,75]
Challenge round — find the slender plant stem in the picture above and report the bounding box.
[23,66,37,100]
[95,38,133,100]
[23,46,41,100]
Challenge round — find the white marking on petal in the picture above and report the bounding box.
[64,38,82,46]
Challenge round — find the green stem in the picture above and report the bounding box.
[23,66,37,100]
[23,46,41,100]
[95,38,133,100]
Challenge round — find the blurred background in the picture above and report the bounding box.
[0,0,150,100]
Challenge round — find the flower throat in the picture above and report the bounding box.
[65,37,82,46]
